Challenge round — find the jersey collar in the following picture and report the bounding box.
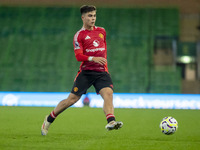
[82,26,96,31]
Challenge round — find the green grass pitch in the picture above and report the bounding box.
[0,106,200,150]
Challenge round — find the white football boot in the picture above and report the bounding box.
[41,115,51,136]
[105,120,123,131]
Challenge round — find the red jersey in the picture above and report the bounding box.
[73,26,108,72]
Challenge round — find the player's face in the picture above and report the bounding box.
[82,11,96,30]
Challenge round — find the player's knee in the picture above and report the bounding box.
[103,88,113,98]
[67,93,81,105]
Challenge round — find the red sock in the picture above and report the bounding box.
[50,111,57,119]
[106,114,115,123]
[47,111,57,123]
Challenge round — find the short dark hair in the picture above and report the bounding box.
[80,5,96,15]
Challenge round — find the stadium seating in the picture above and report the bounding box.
[0,7,180,93]
[150,67,181,93]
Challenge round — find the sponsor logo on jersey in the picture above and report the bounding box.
[93,40,100,47]
[99,33,104,39]
[86,48,105,52]
[85,35,91,40]
[74,41,80,49]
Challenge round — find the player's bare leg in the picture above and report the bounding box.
[100,87,123,130]
[100,87,114,115]
[53,93,81,116]
[41,93,81,135]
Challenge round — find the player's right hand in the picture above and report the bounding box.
[92,57,107,65]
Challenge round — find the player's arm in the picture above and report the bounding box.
[75,50,107,65]
[73,35,89,61]
[74,49,89,61]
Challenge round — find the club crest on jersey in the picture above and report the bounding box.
[93,40,100,47]
[99,33,104,39]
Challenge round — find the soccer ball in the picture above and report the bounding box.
[159,116,178,135]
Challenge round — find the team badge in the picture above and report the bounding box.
[99,33,104,39]
[74,87,78,92]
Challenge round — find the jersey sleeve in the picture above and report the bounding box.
[103,28,106,42]
[103,28,107,58]
[73,31,89,62]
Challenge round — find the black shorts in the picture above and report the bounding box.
[71,70,113,96]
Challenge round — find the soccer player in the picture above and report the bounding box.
[41,5,123,136]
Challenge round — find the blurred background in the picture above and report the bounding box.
[0,0,200,94]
